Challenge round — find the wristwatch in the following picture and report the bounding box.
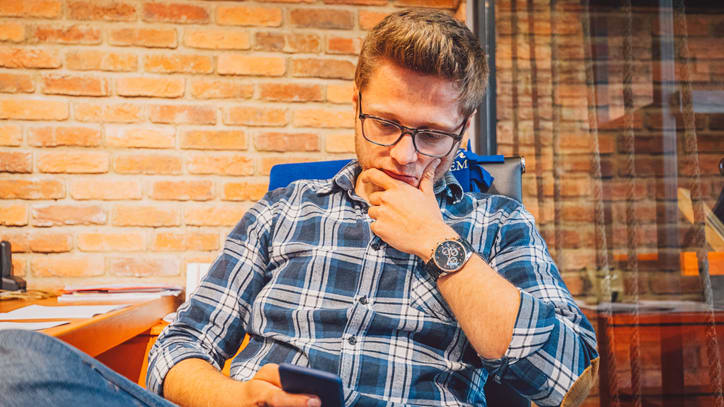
[424,237,474,280]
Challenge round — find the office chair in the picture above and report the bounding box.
[268,152,530,407]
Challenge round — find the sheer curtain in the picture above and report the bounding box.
[494,0,724,405]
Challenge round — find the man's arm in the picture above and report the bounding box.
[163,358,319,407]
[361,160,520,358]
[361,160,598,405]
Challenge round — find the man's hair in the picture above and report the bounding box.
[355,9,488,117]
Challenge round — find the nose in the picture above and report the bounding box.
[389,133,418,165]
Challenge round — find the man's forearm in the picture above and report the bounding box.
[436,254,521,359]
[164,358,243,407]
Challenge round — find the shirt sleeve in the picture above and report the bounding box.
[146,194,278,396]
[479,201,599,406]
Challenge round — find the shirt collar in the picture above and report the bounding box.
[319,160,464,204]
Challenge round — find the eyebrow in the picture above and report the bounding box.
[364,106,462,134]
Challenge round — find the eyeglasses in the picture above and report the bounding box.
[357,92,467,158]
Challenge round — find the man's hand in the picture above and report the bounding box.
[164,359,320,407]
[361,159,457,260]
[241,364,321,407]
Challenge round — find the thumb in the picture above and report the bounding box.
[419,158,441,194]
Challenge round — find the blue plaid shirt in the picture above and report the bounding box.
[148,161,598,406]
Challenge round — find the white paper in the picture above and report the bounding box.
[0,304,129,320]
[57,290,180,303]
[0,321,69,330]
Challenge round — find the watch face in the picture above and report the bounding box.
[434,240,466,272]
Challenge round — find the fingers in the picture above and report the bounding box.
[359,168,398,191]
[418,158,441,195]
[248,364,321,407]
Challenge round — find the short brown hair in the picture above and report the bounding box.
[355,9,488,117]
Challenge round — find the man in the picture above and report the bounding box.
[0,9,597,407]
[149,8,598,407]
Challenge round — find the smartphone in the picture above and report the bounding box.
[278,363,344,407]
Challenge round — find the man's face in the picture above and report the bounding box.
[353,59,469,188]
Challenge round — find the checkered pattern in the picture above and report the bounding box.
[147,161,598,406]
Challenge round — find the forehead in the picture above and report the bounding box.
[363,60,463,122]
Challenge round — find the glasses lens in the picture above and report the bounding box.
[362,117,401,145]
[415,131,455,157]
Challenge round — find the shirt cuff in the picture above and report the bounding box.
[146,339,219,396]
[479,289,556,374]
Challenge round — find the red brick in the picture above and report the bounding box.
[11,256,26,277]
[117,77,184,98]
[184,29,250,50]
[290,8,354,30]
[190,79,254,99]
[0,125,21,146]
[291,58,355,80]
[187,154,254,176]
[224,106,287,126]
[143,2,209,24]
[184,205,247,226]
[0,232,29,252]
[144,54,213,74]
[180,130,247,150]
[0,99,68,120]
[259,83,323,102]
[293,108,354,128]
[114,154,182,175]
[151,180,213,201]
[70,179,141,200]
[0,0,62,18]
[38,151,108,174]
[327,36,363,55]
[110,256,180,276]
[31,25,101,44]
[327,83,353,104]
[68,1,137,21]
[254,32,321,53]
[218,54,286,76]
[0,205,27,226]
[0,73,34,93]
[255,132,319,152]
[29,233,73,253]
[66,50,137,72]
[112,205,179,227]
[0,22,24,42]
[151,232,219,252]
[217,5,282,27]
[0,48,61,68]
[260,156,316,175]
[222,182,268,201]
[149,105,216,125]
[0,151,32,173]
[78,232,145,252]
[109,28,177,48]
[31,256,105,277]
[325,132,355,153]
[32,205,106,226]
[74,102,143,123]
[359,10,388,30]
[0,179,64,199]
[43,74,109,96]
[106,126,175,149]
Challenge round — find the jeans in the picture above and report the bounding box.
[0,329,176,407]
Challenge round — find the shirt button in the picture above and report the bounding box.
[347,336,357,345]
[359,296,368,305]
[371,242,381,250]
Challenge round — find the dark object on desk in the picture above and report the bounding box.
[279,363,344,407]
[1,241,26,292]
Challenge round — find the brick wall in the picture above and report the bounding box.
[0,0,465,289]
[496,1,723,302]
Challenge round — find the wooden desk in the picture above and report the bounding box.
[0,295,180,384]
[585,308,724,407]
